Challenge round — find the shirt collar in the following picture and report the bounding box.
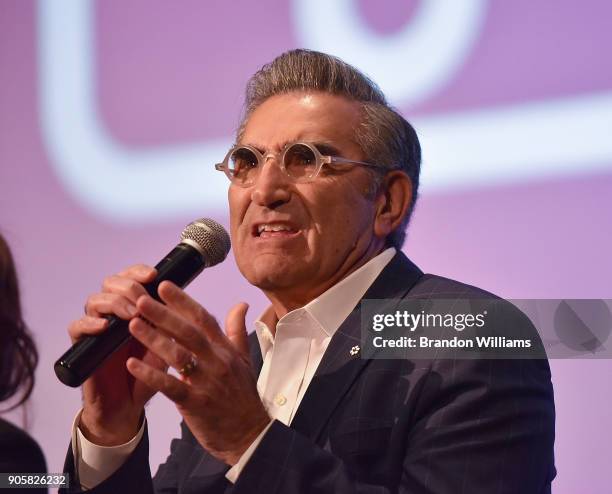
[304,247,396,336]
[254,247,396,352]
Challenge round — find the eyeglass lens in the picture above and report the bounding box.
[228,147,259,183]
[228,144,318,184]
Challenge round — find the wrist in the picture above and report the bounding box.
[79,407,143,446]
[225,413,271,466]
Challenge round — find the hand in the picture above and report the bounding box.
[68,265,167,446]
[125,281,271,465]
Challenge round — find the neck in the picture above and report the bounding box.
[263,240,387,324]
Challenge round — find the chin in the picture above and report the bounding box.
[243,259,306,290]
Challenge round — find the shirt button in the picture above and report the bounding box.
[274,393,287,406]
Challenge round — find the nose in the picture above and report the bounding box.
[250,155,292,208]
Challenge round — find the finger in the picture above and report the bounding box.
[68,316,108,343]
[158,281,225,343]
[225,302,250,360]
[129,317,196,372]
[117,264,157,283]
[126,357,189,403]
[84,292,139,319]
[135,295,210,357]
[141,346,169,373]
[101,275,149,305]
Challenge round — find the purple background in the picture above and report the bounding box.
[1,1,611,492]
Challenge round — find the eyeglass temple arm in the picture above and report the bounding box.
[327,156,382,169]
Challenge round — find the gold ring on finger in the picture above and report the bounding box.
[178,355,198,378]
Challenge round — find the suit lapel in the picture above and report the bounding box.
[289,252,423,441]
[248,330,264,374]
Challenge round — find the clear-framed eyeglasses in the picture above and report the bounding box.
[214,141,384,187]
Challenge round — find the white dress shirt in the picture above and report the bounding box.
[73,247,396,488]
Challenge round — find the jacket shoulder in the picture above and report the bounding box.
[408,273,503,300]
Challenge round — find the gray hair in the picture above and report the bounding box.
[238,49,421,249]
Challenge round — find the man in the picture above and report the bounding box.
[63,49,555,493]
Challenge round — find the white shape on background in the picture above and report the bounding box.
[416,91,612,191]
[38,0,230,222]
[292,0,488,107]
[38,0,612,223]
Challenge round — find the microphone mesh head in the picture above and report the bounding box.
[181,218,231,267]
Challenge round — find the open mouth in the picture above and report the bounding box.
[253,223,300,239]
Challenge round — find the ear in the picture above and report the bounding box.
[373,171,413,240]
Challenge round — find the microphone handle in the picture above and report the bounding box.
[54,243,205,387]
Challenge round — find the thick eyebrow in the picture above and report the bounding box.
[237,140,344,156]
[311,142,342,156]
[236,142,266,154]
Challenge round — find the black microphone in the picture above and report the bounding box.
[54,218,231,388]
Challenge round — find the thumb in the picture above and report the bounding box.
[225,302,250,359]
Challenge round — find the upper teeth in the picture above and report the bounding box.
[258,224,292,233]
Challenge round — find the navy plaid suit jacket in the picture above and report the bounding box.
[63,252,556,493]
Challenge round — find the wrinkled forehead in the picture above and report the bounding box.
[237,91,363,153]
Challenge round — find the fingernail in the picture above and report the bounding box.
[141,266,155,276]
[130,321,144,334]
[127,304,138,317]
[95,318,108,327]
[160,280,176,291]
[127,357,141,369]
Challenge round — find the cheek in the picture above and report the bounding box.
[228,188,249,232]
[308,187,373,240]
